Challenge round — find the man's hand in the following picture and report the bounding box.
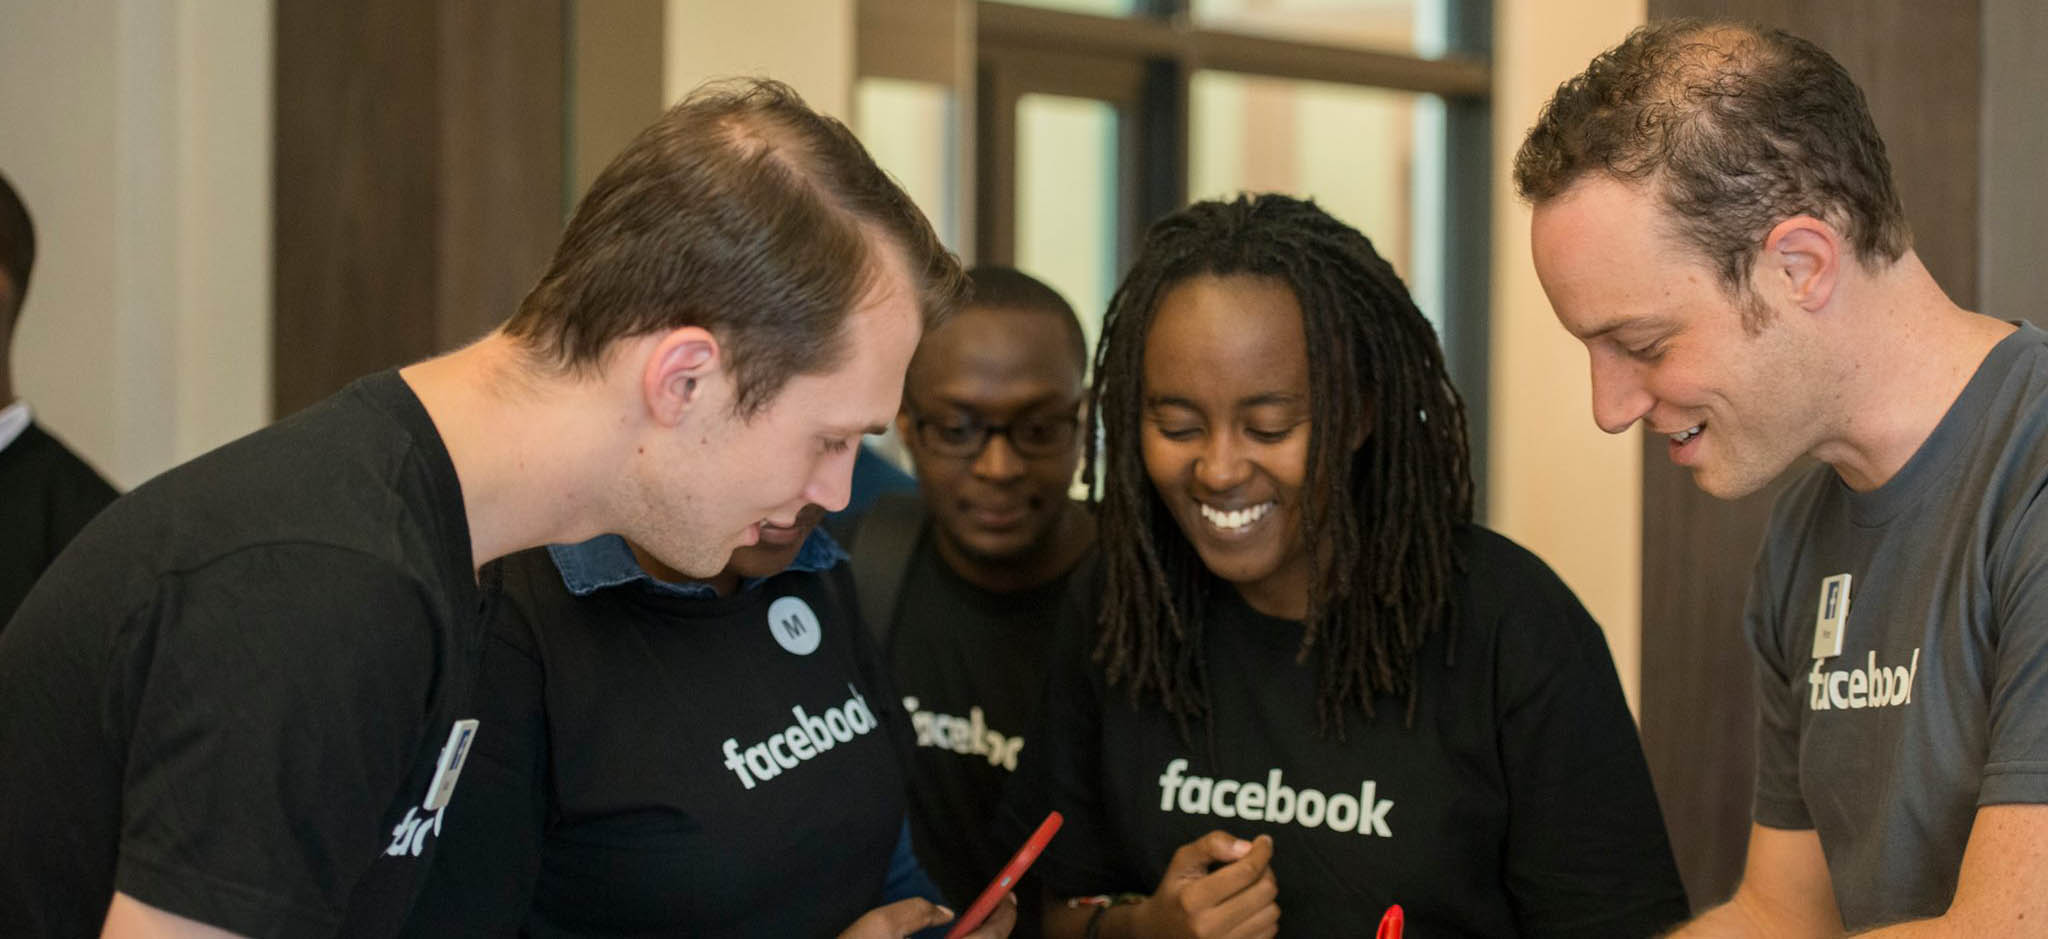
[1127,831,1280,939]
[839,894,1018,938]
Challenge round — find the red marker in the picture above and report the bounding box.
[945,811,1064,939]
[1376,903,1404,939]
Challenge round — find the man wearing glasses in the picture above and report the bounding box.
[835,266,1097,914]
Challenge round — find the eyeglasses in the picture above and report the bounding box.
[908,407,1082,460]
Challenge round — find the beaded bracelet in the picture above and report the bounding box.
[1070,894,1145,939]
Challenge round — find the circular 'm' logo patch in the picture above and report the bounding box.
[767,595,823,655]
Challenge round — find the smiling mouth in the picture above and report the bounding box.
[1669,424,1704,444]
[1198,501,1275,533]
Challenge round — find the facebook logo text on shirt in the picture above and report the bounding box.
[1155,758,1393,837]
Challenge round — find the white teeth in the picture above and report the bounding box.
[1199,501,1275,532]
[1670,425,1703,444]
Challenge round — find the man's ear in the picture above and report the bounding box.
[1759,216,1840,313]
[641,326,721,427]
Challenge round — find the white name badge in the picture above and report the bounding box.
[423,718,480,812]
[1811,573,1851,660]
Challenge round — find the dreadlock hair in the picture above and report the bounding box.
[1087,194,1473,738]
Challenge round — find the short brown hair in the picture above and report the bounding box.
[504,78,964,416]
[1515,20,1909,293]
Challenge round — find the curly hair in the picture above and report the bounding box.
[1088,194,1473,736]
[1515,20,1909,315]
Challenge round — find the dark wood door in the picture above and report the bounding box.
[273,0,566,417]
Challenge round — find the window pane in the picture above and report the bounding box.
[1002,0,1140,16]
[1016,93,1119,351]
[1191,0,1451,59]
[1188,71,1446,335]
[854,77,962,251]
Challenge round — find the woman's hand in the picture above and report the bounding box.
[838,893,1018,938]
[1128,831,1280,939]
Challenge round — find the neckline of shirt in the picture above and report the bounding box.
[1842,321,2043,527]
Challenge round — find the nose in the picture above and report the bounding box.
[805,443,857,513]
[1590,353,1654,436]
[970,431,1027,482]
[1194,430,1250,493]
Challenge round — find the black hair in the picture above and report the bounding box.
[0,172,34,324]
[962,265,1089,374]
[1088,193,1473,736]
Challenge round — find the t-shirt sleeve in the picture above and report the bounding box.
[1490,546,1691,937]
[1746,540,1813,830]
[995,562,1126,900]
[110,545,442,935]
[1983,494,2048,804]
[402,571,550,935]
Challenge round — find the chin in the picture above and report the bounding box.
[1692,466,1778,502]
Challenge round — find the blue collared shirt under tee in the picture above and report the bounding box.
[547,529,849,599]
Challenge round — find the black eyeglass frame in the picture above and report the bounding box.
[904,401,1086,460]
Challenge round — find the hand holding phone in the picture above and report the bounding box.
[944,811,1063,939]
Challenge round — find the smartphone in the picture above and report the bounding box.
[943,811,1064,939]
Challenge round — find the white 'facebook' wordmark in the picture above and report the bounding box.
[1155,759,1394,837]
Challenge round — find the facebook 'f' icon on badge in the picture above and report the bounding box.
[1811,573,1852,660]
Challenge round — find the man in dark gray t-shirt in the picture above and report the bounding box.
[1518,20,2048,937]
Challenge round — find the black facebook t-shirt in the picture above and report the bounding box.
[887,536,1082,909]
[0,371,490,937]
[1004,527,1689,937]
[406,546,911,937]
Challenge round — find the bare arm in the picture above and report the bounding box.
[102,893,250,939]
[1670,825,1842,938]
[1855,804,2048,937]
[1676,806,2048,937]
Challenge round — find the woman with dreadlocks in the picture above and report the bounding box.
[1001,195,1687,938]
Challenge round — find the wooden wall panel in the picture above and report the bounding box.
[436,2,567,351]
[1981,0,2048,326]
[274,0,440,418]
[274,1,566,417]
[1636,0,1984,908]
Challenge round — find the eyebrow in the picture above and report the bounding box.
[1145,392,1305,410]
[925,392,1081,412]
[1573,314,1671,342]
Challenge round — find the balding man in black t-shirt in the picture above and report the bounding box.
[0,80,963,939]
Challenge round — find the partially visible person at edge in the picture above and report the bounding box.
[832,265,1096,925]
[0,78,962,938]
[0,169,117,627]
[1000,194,1689,938]
[404,505,1013,938]
[1521,19,2048,935]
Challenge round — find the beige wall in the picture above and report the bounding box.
[0,0,271,490]
[1487,0,1648,713]
[665,0,855,117]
